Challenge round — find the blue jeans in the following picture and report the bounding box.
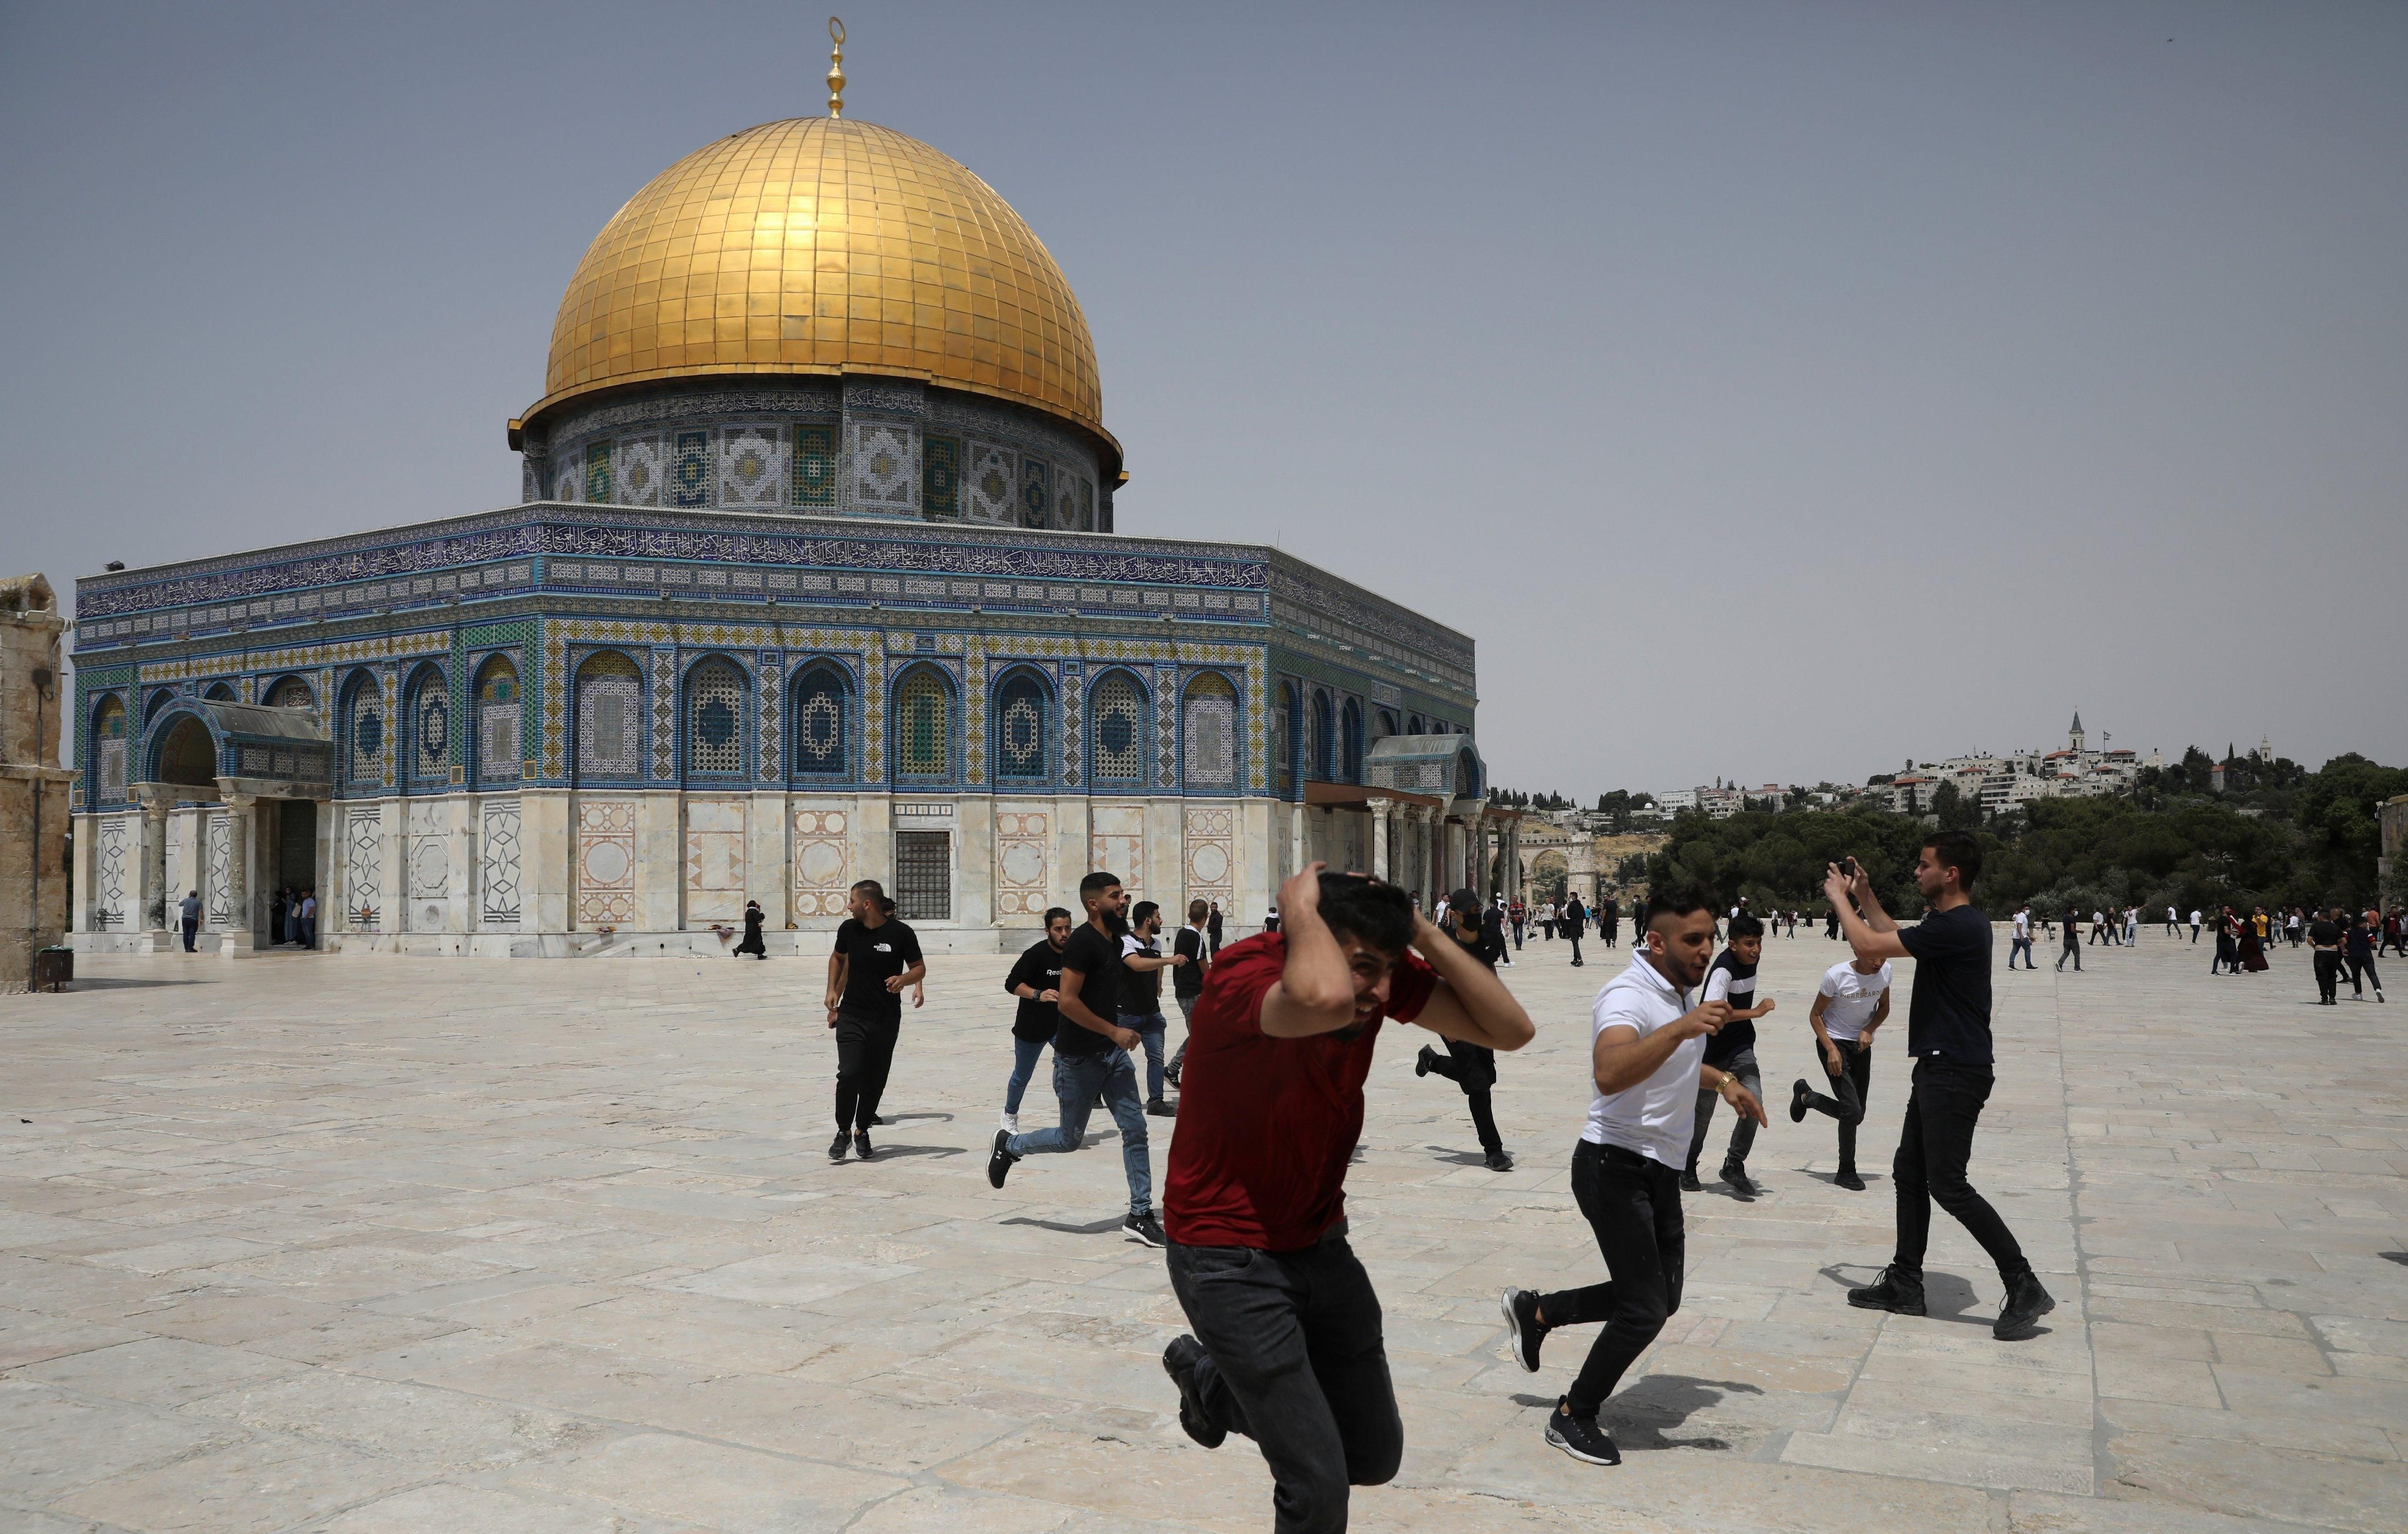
[1125,1011,1168,1101]
[1004,1035,1049,1115]
[1005,1048,1152,1216]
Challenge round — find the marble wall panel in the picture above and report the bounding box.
[684,797,747,926]
[574,796,638,929]
[995,806,1051,918]
[791,804,852,920]
[1091,801,1146,903]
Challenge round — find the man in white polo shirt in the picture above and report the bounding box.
[1496,890,1764,1468]
[1788,953,1891,1190]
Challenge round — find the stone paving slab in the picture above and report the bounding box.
[2,927,2402,1531]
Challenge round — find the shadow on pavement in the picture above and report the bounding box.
[1001,1215,1125,1236]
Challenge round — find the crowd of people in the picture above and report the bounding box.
[794,844,2393,1529]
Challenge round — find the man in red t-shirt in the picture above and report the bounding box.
[1159,864,1534,1534]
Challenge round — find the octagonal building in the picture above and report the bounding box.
[68,104,1507,957]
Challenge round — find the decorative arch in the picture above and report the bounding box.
[90,694,129,803]
[263,675,316,714]
[1310,690,1336,782]
[402,661,450,788]
[149,712,218,789]
[573,649,644,783]
[788,660,853,780]
[204,681,237,702]
[1181,671,1240,791]
[339,670,384,787]
[141,689,175,728]
[1088,668,1148,785]
[1340,699,1364,784]
[681,653,750,781]
[1372,708,1398,745]
[891,663,957,781]
[991,666,1054,786]
[472,655,521,784]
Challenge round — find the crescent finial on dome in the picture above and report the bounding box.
[827,16,847,118]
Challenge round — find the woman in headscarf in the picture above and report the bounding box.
[2236,908,2268,973]
[733,900,768,959]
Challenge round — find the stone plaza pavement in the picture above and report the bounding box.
[3,925,2403,1533]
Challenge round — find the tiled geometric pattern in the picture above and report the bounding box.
[994,806,1051,917]
[1091,801,1145,901]
[1056,473,1094,532]
[756,651,782,781]
[963,646,986,786]
[573,797,638,928]
[683,798,746,926]
[896,668,949,778]
[964,443,1015,523]
[1310,690,1335,781]
[791,663,848,777]
[994,671,1049,782]
[616,435,663,507]
[1272,682,1294,797]
[1019,456,1051,529]
[790,805,851,918]
[1183,672,1238,789]
[718,426,784,509]
[345,808,381,928]
[922,434,961,519]
[1091,671,1145,783]
[1060,669,1083,787]
[671,430,711,509]
[476,660,520,783]
[1154,663,1179,788]
[584,441,613,503]
[573,651,643,780]
[554,457,581,502]
[479,799,521,927]
[263,676,316,713]
[851,420,917,512]
[92,697,126,802]
[648,649,675,780]
[378,666,397,788]
[92,815,128,928]
[792,424,837,508]
[1182,803,1235,910]
[204,810,230,925]
[409,669,450,785]
[685,661,744,776]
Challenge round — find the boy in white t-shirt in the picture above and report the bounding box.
[2007,907,2034,970]
[1787,956,1891,1191]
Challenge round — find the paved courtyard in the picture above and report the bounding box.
[4,926,2404,1533]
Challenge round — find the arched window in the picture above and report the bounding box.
[1341,699,1364,784]
[404,664,450,787]
[156,716,215,788]
[1407,713,1425,736]
[474,657,520,783]
[1310,691,1335,782]
[993,669,1052,784]
[684,658,747,778]
[341,673,383,787]
[1372,709,1397,746]
[790,663,850,778]
[142,690,173,728]
[895,668,952,779]
[574,651,644,781]
[1091,671,1146,784]
[265,676,316,714]
[1183,673,1238,790]
[204,681,237,702]
[1273,683,1297,797]
[91,696,127,802]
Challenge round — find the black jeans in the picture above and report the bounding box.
[1893,1060,2028,1284]
[2314,950,2342,1002]
[1165,1229,1401,1534]
[1803,1040,1873,1171]
[2056,938,2081,971]
[1687,1047,1759,1172]
[1422,1039,1502,1154]
[832,1010,901,1131]
[180,918,198,953]
[1538,1141,1684,1418]
[2347,955,2380,995]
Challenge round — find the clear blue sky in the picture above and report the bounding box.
[4,2,2402,790]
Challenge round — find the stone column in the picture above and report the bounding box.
[1289,800,1307,881]
[1368,798,1391,881]
[137,793,174,951]
[218,793,255,956]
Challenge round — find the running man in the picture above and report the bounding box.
[1164,898,1212,1089]
[1683,914,1775,1197]
[998,907,1072,1134]
[1118,900,1188,1116]
[1415,888,1515,1171]
[1497,890,1765,1466]
[825,880,926,1162]
[1158,866,1533,1531]
[1788,952,1891,1190]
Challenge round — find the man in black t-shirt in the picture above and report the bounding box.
[1825,834,2052,1341]
[2344,912,2384,1002]
[1414,888,1515,1170]
[1165,900,1212,1091]
[2309,908,2346,1005]
[1000,908,1073,1134]
[1119,901,1189,1115]
[987,871,1166,1248]
[824,880,926,1162]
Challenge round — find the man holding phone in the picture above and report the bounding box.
[1824,836,2054,1341]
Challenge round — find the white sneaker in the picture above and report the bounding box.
[1000,1112,1019,1134]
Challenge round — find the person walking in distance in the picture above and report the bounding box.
[2189,907,2203,943]
[1509,897,1527,953]
[1165,899,1212,1089]
[1497,890,1765,1468]
[2345,911,2385,1002]
[2006,905,2034,970]
[2166,904,2181,938]
[1788,953,1891,1191]
[1157,866,1534,1529]
[1681,913,1775,1196]
[2055,907,2082,972]
[1488,895,1514,967]
[999,907,1073,1134]
[825,880,927,1162]
[1601,895,1621,951]
[988,873,1167,1246]
[1825,835,2055,1341]
[1119,900,1189,1117]
[2310,907,2346,1005]
[1415,888,1516,1171]
[179,890,202,953]
[1562,892,1589,967]
[733,898,768,958]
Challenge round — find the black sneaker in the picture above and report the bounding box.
[1994,1271,2056,1341]
[1679,1168,1701,1193]
[1847,1265,1927,1316]
[1721,1162,1757,1199]
[1414,1045,1436,1078]
[1162,1335,1225,1448]
[866,1113,885,1127]
[828,1132,850,1162]
[1146,1098,1177,1118]
[986,1129,1017,1189]
[1499,1288,1546,1373]
[1543,1400,1619,1466]
[1835,1168,1865,1191]
[852,1131,875,1161]
[1790,1079,1811,1124]
[1484,1148,1514,1172]
[1125,1211,1168,1248]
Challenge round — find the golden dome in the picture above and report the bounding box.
[524,116,1109,453]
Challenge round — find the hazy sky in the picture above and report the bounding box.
[5,2,2402,791]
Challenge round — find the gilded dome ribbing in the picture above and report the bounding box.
[525,117,1107,449]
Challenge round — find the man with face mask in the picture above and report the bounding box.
[1498,890,1763,1468]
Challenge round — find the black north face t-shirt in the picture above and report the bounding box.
[832,918,922,1024]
